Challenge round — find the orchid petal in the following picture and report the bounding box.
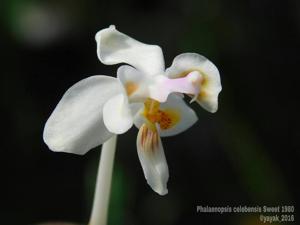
[130,102,144,115]
[166,53,222,113]
[117,65,150,102]
[103,93,133,134]
[137,124,169,195]
[43,76,123,155]
[134,94,198,137]
[96,25,165,75]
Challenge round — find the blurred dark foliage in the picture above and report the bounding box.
[0,0,299,224]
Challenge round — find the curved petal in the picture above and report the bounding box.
[165,53,222,113]
[96,25,165,75]
[117,65,150,102]
[103,93,133,134]
[43,76,123,155]
[134,94,198,137]
[137,124,169,195]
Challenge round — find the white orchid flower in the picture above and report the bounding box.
[43,25,222,196]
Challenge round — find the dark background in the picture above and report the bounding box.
[1,0,299,224]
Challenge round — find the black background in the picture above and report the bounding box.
[1,0,299,224]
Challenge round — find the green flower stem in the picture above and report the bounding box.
[89,135,117,225]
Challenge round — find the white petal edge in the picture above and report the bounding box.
[43,75,123,155]
[103,93,133,134]
[165,53,222,113]
[137,124,169,195]
[134,94,198,137]
[96,25,165,75]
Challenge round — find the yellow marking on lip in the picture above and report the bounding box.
[125,81,138,96]
[143,98,180,130]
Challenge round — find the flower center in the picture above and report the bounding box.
[143,98,180,130]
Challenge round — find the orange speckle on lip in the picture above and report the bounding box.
[158,109,180,130]
[143,98,180,130]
